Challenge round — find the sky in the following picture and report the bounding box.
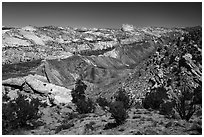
[2,2,202,28]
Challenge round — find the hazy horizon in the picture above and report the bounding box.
[2,2,202,29]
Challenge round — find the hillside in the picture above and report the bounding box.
[2,25,202,135]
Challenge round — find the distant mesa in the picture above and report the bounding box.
[1,24,189,66]
[122,24,135,32]
[22,25,37,31]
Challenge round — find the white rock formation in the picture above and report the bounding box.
[2,74,73,105]
[122,24,135,32]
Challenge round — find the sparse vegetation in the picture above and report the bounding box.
[71,79,95,114]
[114,87,132,109]
[142,87,169,109]
[97,87,131,125]
[109,87,132,124]
[71,79,87,103]
[172,70,199,121]
[75,98,95,114]
[96,96,110,110]
[109,101,128,124]
[2,92,44,135]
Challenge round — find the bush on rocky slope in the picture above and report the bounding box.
[96,96,110,111]
[172,69,200,121]
[75,98,96,114]
[2,92,44,135]
[142,86,168,109]
[109,87,131,124]
[109,101,128,124]
[97,87,131,125]
[114,87,132,109]
[71,79,95,114]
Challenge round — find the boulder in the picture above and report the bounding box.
[183,53,192,60]
[25,75,72,104]
[7,89,20,100]
[2,74,72,105]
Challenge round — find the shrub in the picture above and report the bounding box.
[192,85,202,105]
[75,98,95,114]
[2,93,44,134]
[96,97,110,110]
[142,86,168,109]
[71,79,86,103]
[159,100,176,116]
[97,88,131,125]
[173,73,196,121]
[142,80,197,121]
[175,95,196,121]
[172,70,199,121]
[114,87,132,109]
[110,87,131,124]
[109,101,128,124]
[71,79,95,114]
